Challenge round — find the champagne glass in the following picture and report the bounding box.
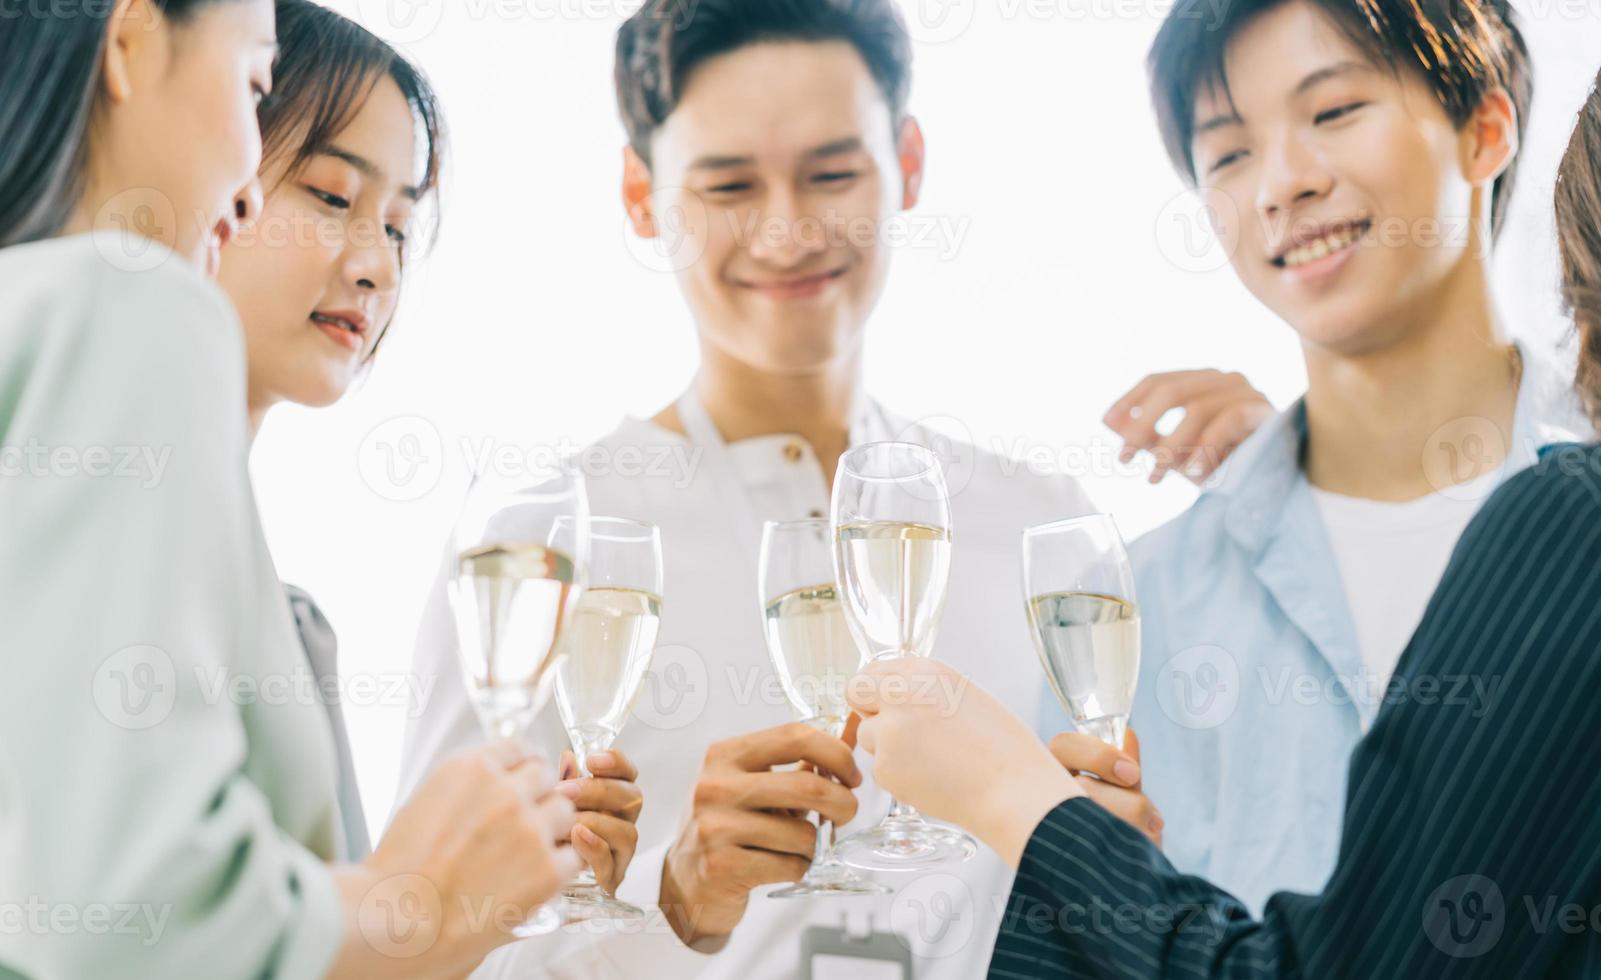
[448,462,588,936]
[759,519,892,899]
[1022,514,1140,749]
[549,516,661,920]
[830,441,976,870]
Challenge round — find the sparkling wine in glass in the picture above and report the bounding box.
[831,441,976,870]
[550,516,661,920]
[759,519,892,899]
[448,462,588,936]
[1022,514,1141,749]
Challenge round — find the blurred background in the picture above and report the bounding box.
[249,0,1601,839]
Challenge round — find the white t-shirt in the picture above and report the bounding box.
[1310,469,1501,713]
[398,397,1096,979]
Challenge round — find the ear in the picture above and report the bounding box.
[1462,87,1519,187]
[102,0,162,104]
[622,145,658,238]
[897,116,926,211]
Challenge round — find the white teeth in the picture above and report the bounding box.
[1281,225,1362,268]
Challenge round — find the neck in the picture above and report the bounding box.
[1302,257,1520,501]
[247,390,273,446]
[666,341,863,486]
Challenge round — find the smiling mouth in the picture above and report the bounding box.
[741,268,848,293]
[310,311,365,341]
[1271,219,1372,269]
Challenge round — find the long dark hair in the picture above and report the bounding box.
[1555,69,1601,428]
[0,0,234,247]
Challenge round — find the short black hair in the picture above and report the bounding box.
[1148,0,1532,238]
[614,0,913,167]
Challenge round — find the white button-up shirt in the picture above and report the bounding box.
[399,395,1094,979]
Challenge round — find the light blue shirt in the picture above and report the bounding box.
[1039,341,1591,914]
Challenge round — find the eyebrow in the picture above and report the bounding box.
[685,136,867,171]
[1191,61,1375,137]
[321,146,421,201]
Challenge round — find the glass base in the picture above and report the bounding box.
[835,816,977,872]
[559,881,645,921]
[512,900,564,937]
[770,860,892,899]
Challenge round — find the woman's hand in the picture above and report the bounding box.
[328,740,582,979]
[559,749,643,895]
[847,659,1082,869]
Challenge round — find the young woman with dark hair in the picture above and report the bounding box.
[0,4,590,976]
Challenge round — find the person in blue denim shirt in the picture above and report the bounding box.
[1044,0,1592,915]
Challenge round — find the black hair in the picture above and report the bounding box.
[0,0,239,247]
[262,0,445,238]
[1147,0,1532,238]
[614,0,912,167]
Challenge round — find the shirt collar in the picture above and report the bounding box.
[1209,338,1588,551]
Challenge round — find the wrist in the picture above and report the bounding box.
[980,765,1081,870]
[659,857,727,949]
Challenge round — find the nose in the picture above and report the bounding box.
[746,186,826,269]
[232,178,264,229]
[1254,130,1333,224]
[345,220,401,294]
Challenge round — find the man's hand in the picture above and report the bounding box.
[558,749,643,896]
[1048,729,1162,845]
[1104,369,1274,484]
[659,722,861,948]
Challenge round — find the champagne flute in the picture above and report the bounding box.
[1022,514,1140,749]
[830,441,976,870]
[549,516,661,920]
[448,462,588,936]
[759,519,892,899]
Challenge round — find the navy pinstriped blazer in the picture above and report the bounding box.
[991,443,1601,978]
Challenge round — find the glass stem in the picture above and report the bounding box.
[570,745,600,889]
[886,799,920,822]
[812,817,835,869]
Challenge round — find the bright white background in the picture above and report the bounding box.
[249,0,1601,839]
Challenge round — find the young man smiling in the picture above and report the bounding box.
[393,1,1281,975]
[1057,0,1595,918]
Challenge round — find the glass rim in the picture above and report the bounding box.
[762,517,830,532]
[838,440,942,483]
[1022,512,1122,539]
[553,514,658,543]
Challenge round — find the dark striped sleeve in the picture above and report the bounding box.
[989,447,1601,979]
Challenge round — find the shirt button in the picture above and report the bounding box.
[783,441,805,463]
[809,508,825,520]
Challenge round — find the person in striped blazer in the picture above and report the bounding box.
[846,67,1601,979]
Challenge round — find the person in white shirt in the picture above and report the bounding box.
[397,1,1256,976]
[1,3,587,976]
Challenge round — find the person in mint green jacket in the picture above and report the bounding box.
[0,3,583,977]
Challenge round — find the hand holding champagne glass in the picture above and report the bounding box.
[549,516,661,920]
[831,441,976,870]
[448,462,588,935]
[1022,515,1140,749]
[758,519,891,898]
